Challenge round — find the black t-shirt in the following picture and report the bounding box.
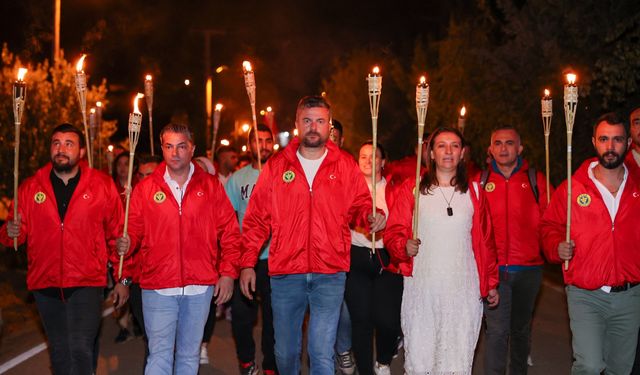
[50,169,81,221]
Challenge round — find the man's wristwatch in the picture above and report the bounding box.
[119,277,132,287]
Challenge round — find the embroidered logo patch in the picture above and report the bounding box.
[484,182,496,192]
[283,170,295,183]
[196,191,204,197]
[34,192,46,204]
[577,194,591,207]
[153,191,166,203]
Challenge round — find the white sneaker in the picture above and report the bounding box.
[199,344,209,365]
[336,351,355,375]
[527,354,533,366]
[374,361,391,375]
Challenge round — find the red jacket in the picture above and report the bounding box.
[240,138,373,275]
[383,180,499,297]
[127,162,241,289]
[384,155,425,187]
[473,160,551,267]
[625,149,640,176]
[0,162,124,290]
[541,160,640,289]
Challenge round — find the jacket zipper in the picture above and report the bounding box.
[504,178,509,277]
[60,222,65,302]
[179,187,185,294]
[307,185,313,273]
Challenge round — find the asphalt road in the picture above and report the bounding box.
[0,267,572,374]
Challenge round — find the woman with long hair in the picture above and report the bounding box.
[384,127,499,374]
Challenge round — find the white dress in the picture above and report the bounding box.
[402,186,483,375]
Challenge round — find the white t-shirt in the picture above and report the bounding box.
[351,177,388,249]
[297,149,328,188]
[155,163,209,296]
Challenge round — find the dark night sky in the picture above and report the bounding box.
[1,0,469,153]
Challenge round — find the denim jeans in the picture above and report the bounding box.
[33,287,103,375]
[334,301,352,354]
[271,272,346,375]
[142,286,214,375]
[484,267,542,375]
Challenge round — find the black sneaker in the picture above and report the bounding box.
[114,328,131,343]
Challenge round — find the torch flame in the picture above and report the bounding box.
[108,145,114,152]
[145,74,152,81]
[243,61,252,72]
[133,93,144,114]
[96,101,102,108]
[372,66,380,75]
[419,76,426,85]
[267,106,272,112]
[90,108,96,114]
[215,103,223,111]
[76,54,87,72]
[544,89,550,97]
[566,73,577,85]
[17,68,27,81]
[460,106,466,117]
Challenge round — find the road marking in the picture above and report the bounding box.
[0,306,115,373]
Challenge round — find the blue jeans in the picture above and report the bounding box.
[142,287,214,375]
[271,272,346,375]
[335,301,352,354]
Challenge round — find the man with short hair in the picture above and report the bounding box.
[118,123,241,375]
[541,113,640,375]
[477,126,551,375]
[137,154,162,181]
[0,123,128,374]
[226,123,277,375]
[215,145,239,185]
[330,119,345,148]
[240,96,386,375]
[626,106,640,174]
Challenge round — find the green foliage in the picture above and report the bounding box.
[0,45,109,211]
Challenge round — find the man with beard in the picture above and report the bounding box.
[240,95,386,375]
[541,113,640,375]
[225,124,276,375]
[0,123,128,374]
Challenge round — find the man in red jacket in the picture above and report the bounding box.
[541,113,640,375]
[117,123,241,375]
[477,126,551,375]
[626,106,640,174]
[1,123,128,375]
[239,96,386,375]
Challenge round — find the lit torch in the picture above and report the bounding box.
[211,103,223,162]
[96,101,104,169]
[243,60,262,171]
[11,67,27,251]
[107,144,114,176]
[458,106,467,135]
[413,75,429,239]
[541,89,553,204]
[367,66,382,253]
[119,93,144,278]
[563,73,578,271]
[74,55,93,167]
[89,108,97,164]
[144,75,155,155]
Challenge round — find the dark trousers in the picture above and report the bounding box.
[231,259,277,371]
[344,245,403,375]
[33,287,103,375]
[633,331,640,374]
[484,267,542,375]
[129,283,148,369]
[202,297,217,343]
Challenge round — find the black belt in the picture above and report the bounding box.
[610,282,640,293]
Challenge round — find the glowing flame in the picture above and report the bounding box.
[260,110,266,116]
[420,76,426,84]
[372,66,380,75]
[145,74,152,81]
[293,128,299,136]
[108,145,114,152]
[566,73,576,85]
[544,89,550,97]
[241,123,251,133]
[220,139,230,146]
[273,144,280,150]
[184,79,190,86]
[242,145,247,152]
[460,106,466,117]
[215,103,223,111]
[76,54,86,72]
[17,68,27,81]
[96,101,102,108]
[243,61,252,72]
[90,108,96,114]
[133,93,144,114]
[266,106,272,112]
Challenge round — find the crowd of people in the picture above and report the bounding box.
[2,95,640,375]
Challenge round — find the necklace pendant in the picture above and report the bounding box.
[447,207,453,216]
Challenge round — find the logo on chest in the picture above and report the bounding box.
[283,170,295,183]
[153,191,166,204]
[34,192,46,204]
[484,182,496,193]
[577,193,591,207]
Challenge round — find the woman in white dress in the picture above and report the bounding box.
[384,127,499,375]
